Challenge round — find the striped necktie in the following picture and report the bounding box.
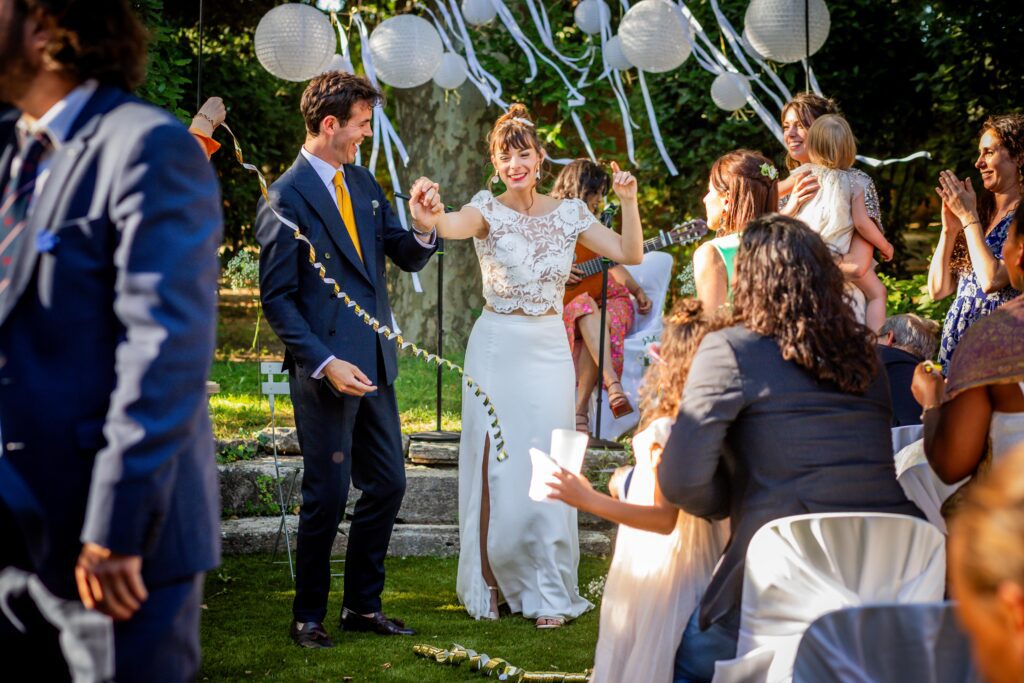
[0,132,53,299]
[333,170,362,262]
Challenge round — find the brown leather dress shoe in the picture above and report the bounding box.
[290,621,334,648]
[340,610,415,636]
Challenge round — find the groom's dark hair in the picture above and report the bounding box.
[301,71,383,136]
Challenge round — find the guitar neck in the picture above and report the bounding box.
[576,234,666,277]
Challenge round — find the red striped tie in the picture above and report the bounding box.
[0,132,53,298]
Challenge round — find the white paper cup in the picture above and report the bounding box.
[550,428,589,474]
[528,448,560,503]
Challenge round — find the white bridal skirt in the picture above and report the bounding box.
[456,309,593,621]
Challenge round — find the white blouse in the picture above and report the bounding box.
[466,190,595,315]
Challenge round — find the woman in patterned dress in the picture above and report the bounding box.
[408,104,643,628]
[928,114,1023,372]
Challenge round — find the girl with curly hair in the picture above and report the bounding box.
[659,215,922,683]
[547,299,728,683]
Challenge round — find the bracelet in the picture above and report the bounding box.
[962,219,981,230]
[193,112,216,127]
[410,223,435,237]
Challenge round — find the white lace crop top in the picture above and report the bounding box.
[466,190,596,315]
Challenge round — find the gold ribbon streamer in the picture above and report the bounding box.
[413,644,591,682]
[221,124,510,461]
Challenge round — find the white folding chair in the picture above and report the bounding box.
[793,602,980,683]
[712,513,946,683]
[893,437,968,535]
[261,362,301,580]
[592,251,674,440]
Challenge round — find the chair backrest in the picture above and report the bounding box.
[737,513,946,682]
[892,424,925,456]
[893,439,968,535]
[261,361,290,403]
[592,252,674,439]
[792,602,980,683]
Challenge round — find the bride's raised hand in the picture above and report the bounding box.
[408,177,443,228]
[610,161,638,203]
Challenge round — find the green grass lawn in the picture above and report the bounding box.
[200,555,609,681]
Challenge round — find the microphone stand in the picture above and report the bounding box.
[590,206,625,451]
[397,192,460,460]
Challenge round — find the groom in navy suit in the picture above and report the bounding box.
[256,72,439,648]
[0,0,221,679]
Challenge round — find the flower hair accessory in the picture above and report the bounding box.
[760,163,778,181]
[512,117,534,127]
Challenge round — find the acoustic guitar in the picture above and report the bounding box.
[564,218,709,305]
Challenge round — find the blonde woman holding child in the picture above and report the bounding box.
[547,299,729,683]
[778,114,894,330]
[408,104,643,628]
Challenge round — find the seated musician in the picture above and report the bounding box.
[552,160,651,433]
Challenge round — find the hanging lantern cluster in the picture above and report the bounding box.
[743,0,831,64]
[368,15,445,89]
[603,35,633,71]
[461,0,497,26]
[574,0,610,36]
[254,4,336,82]
[433,52,469,90]
[710,72,751,111]
[618,0,691,73]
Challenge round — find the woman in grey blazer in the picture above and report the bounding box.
[659,214,922,683]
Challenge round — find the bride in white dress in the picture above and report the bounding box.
[408,104,644,627]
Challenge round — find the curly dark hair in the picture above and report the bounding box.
[780,92,841,170]
[637,298,712,429]
[709,149,779,236]
[15,0,149,91]
[550,159,609,206]
[301,71,383,136]
[951,113,1024,274]
[732,214,879,394]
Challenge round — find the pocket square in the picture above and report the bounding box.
[35,231,59,253]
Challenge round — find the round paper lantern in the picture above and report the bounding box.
[254,4,336,82]
[433,52,468,90]
[318,53,355,75]
[462,0,497,26]
[574,0,610,35]
[744,0,830,64]
[710,72,751,111]
[368,15,444,89]
[603,35,633,71]
[618,0,691,73]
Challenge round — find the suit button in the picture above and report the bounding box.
[5,442,25,451]
[329,329,336,336]
[324,252,331,260]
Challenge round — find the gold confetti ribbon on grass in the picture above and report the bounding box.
[221,124,509,460]
[413,644,591,682]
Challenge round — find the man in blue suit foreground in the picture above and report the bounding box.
[256,72,439,648]
[0,0,222,678]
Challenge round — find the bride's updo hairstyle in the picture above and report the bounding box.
[709,149,779,237]
[488,103,544,158]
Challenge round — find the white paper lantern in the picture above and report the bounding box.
[618,0,691,73]
[574,0,610,35]
[433,52,468,90]
[254,4,336,82]
[462,0,497,26]
[744,0,830,64]
[710,72,751,111]
[603,35,633,71]
[368,15,444,89]
[318,53,355,75]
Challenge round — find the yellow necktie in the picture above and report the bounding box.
[333,170,362,262]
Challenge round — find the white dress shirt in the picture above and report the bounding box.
[298,147,435,380]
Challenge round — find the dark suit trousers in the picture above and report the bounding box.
[290,351,406,623]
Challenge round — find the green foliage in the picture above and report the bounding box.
[135,0,193,120]
[223,250,259,290]
[215,440,258,464]
[880,273,953,325]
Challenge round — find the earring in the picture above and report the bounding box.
[490,174,499,185]
[535,168,541,180]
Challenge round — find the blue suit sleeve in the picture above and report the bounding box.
[255,187,334,371]
[373,178,436,272]
[80,121,222,556]
[658,331,745,520]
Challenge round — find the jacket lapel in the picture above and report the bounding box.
[345,165,377,286]
[291,155,372,285]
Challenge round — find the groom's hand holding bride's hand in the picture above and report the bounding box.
[610,161,638,203]
[408,176,443,229]
[547,467,596,510]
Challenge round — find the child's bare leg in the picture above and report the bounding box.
[854,270,887,332]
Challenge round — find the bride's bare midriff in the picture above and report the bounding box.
[484,305,558,317]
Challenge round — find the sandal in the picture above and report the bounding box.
[482,585,500,621]
[607,381,634,419]
[536,616,565,629]
[575,412,590,434]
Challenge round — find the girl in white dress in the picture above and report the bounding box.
[779,114,894,330]
[407,104,644,628]
[547,299,729,683]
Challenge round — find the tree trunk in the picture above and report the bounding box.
[386,83,494,354]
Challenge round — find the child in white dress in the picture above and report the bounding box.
[547,299,729,683]
[780,114,894,331]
